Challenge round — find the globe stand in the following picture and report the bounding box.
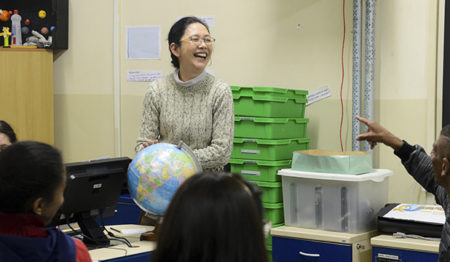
[140,222,160,241]
[139,215,162,241]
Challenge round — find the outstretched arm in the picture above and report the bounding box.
[355,116,404,151]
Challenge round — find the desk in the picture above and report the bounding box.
[88,225,156,262]
[371,234,439,261]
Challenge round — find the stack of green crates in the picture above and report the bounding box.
[229,86,311,259]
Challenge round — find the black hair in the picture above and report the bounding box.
[168,16,210,69]
[152,172,269,262]
[441,125,450,158]
[441,125,450,139]
[0,120,17,143]
[0,141,64,213]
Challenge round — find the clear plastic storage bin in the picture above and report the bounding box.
[278,169,392,233]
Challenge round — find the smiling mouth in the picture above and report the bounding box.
[194,53,207,59]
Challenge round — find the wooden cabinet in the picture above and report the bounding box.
[0,48,54,144]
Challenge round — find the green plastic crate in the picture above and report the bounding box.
[234,117,309,139]
[232,137,310,160]
[231,86,308,118]
[229,159,291,182]
[266,244,272,262]
[233,95,307,118]
[249,181,283,203]
[264,202,284,224]
[231,86,308,99]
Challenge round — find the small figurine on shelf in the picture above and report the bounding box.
[0,10,11,22]
[11,10,22,46]
[40,27,49,35]
[2,27,11,47]
[23,30,52,48]
[38,10,46,19]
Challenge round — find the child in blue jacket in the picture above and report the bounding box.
[0,141,92,262]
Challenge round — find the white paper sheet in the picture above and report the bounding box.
[306,86,331,106]
[199,16,216,28]
[126,26,161,60]
[127,70,163,82]
[383,204,445,225]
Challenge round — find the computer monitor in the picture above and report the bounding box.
[50,157,131,248]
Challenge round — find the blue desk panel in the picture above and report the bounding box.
[273,236,352,262]
[98,252,151,262]
[102,194,142,226]
[372,246,438,262]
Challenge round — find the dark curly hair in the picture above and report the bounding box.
[0,141,64,213]
[168,16,209,68]
[0,120,17,144]
[152,172,269,262]
[441,125,450,158]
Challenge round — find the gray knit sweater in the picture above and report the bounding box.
[136,72,234,171]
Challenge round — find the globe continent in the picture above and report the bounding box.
[128,143,200,215]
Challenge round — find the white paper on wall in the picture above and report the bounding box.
[127,70,163,82]
[126,26,161,60]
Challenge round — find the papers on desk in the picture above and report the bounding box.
[110,227,148,235]
[383,204,445,225]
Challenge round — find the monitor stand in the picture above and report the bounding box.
[77,212,110,248]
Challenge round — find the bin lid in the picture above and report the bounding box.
[249,181,282,187]
[234,116,309,124]
[277,168,393,182]
[233,137,311,145]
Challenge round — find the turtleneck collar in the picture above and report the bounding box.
[173,69,207,87]
[0,213,48,237]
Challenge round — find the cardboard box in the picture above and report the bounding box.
[292,149,372,175]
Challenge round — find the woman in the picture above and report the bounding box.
[0,120,17,151]
[152,172,269,262]
[136,16,234,172]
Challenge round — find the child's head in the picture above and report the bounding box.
[0,120,17,151]
[0,141,65,224]
[153,172,269,262]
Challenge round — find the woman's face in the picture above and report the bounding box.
[0,133,12,151]
[172,22,213,76]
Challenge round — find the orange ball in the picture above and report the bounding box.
[40,27,49,35]
[0,10,11,22]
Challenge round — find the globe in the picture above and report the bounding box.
[127,142,202,215]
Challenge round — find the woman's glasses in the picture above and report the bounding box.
[181,35,215,45]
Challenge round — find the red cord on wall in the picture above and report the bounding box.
[339,0,346,152]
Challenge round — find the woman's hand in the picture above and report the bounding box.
[143,139,159,149]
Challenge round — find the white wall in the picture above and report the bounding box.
[53,0,443,204]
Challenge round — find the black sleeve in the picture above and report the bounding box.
[394,140,415,162]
